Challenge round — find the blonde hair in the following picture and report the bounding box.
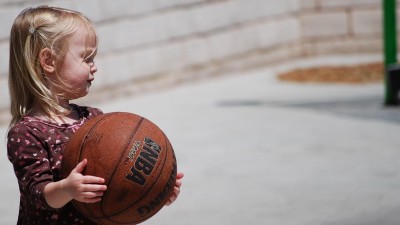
[8,5,97,126]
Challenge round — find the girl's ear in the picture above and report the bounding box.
[39,48,56,74]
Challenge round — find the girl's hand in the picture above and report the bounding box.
[62,159,107,203]
[165,172,184,206]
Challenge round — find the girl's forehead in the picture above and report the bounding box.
[69,23,97,49]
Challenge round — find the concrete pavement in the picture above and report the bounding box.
[1,54,400,225]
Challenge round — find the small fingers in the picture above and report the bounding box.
[80,196,102,203]
[174,172,183,188]
[165,186,180,206]
[82,190,104,198]
[173,186,180,197]
[175,179,182,188]
[176,172,184,180]
[72,159,87,173]
[81,184,107,192]
[82,175,106,184]
[165,174,183,206]
[76,190,106,203]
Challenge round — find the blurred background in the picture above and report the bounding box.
[0,0,392,118]
[1,0,400,225]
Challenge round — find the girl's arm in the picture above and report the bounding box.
[44,159,107,208]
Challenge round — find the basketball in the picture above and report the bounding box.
[61,112,177,225]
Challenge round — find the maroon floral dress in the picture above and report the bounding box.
[7,104,103,225]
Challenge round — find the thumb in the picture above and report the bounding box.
[72,158,87,174]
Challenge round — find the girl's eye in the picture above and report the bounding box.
[85,58,95,64]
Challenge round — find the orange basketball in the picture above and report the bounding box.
[61,112,177,225]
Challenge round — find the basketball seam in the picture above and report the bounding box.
[99,114,145,222]
[76,114,108,163]
[103,130,171,224]
[77,113,117,219]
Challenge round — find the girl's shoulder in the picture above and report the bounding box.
[7,116,48,141]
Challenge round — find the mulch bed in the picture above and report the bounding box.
[277,62,384,83]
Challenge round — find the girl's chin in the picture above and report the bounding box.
[69,89,89,100]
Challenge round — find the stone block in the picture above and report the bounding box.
[230,0,296,24]
[352,9,382,35]
[304,37,382,55]
[191,1,233,33]
[0,7,21,39]
[230,25,259,55]
[258,17,300,48]
[0,79,9,110]
[301,11,348,38]
[97,15,167,53]
[181,37,212,66]
[206,30,236,60]
[0,42,9,77]
[153,0,205,9]
[94,51,149,86]
[300,0,318,10]
[205,23,262,61]
[52,0,103,22]
[163,10,196,38]
[320,0,379,8]
[98,0,156,19]
[155,42,185,71]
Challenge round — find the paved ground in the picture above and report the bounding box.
[1,54,400,225]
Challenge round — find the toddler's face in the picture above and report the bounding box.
[55,23,97,100]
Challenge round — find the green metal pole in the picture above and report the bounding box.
[383,0,397,105]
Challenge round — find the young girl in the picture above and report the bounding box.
[7,6,183,225]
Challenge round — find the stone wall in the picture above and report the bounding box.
[0,0,393,115]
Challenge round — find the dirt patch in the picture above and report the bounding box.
[277,62,384,84]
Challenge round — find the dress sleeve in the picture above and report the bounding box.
[7,124,55,210]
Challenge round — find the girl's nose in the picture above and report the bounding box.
[90,62,97,74]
